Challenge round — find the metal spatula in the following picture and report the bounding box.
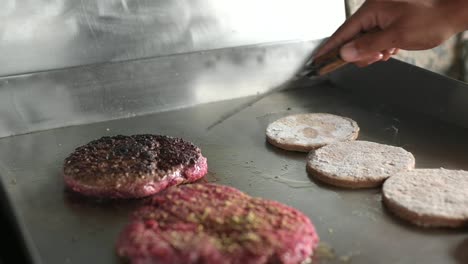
[296,47,348,78]
[298,28,381,78]
[206,46,346,130]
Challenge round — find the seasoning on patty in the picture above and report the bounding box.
[63,135,208,199]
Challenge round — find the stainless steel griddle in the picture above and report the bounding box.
[9,1,467,263]
[0,47,468,263]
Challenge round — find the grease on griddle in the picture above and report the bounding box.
[314,242,335,260]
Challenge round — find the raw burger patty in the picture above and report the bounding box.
[307,141,415,188]
[63,135,208,199]
[266,113,359,152]
[117,183,319,264]
[383,169,468,228]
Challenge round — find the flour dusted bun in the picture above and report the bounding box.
[383,169,468,228]
[307,141,415,188]
[266,113,359,152]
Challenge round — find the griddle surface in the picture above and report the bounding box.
[1,83,468,264]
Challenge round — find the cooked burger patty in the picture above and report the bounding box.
[63,135,208,199]
[117,183,319,264]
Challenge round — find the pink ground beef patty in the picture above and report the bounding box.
[117,183,319,264]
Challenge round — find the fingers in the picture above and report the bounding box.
[382,48,394,61]
[315,2,379,58]
[339,28,399,62]
[354,52,383,67]
[353,47,398,67]
[381,48,399,61]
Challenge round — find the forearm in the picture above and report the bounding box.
[317,0,468,65]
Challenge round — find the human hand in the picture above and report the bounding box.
[315,0,468,67]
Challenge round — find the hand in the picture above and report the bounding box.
[315,0,468,67]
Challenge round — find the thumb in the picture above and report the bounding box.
[340,29,398,62]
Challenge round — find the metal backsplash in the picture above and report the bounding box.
[0,0,345,77]
[0,40,322,138]
[0,1,345,138]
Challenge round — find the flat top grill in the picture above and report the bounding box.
[1,68,468,263]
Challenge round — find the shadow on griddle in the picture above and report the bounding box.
[304,170,381,193]
[304,163,383,194]
[381,202,468,235]
[453,238,468,264]
[63,170,220,210]
[263,140,307,162]
[63,188,148,210]
[194,170,220,184]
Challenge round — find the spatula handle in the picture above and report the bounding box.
[313,48,348,76]
[313,28,380,76]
